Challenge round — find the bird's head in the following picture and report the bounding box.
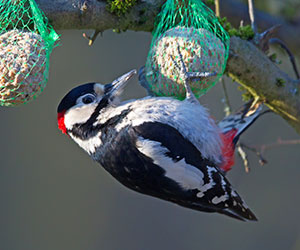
[57,70,136,135]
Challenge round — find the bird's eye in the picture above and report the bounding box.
[82,94,95,104]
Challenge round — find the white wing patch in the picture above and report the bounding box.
[196,167,219,198]
[96,97,223,165]
[136,137,216,193]
[212,195,228,204]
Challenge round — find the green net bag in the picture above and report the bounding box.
[0,0,59,106]
[143,0,229,100]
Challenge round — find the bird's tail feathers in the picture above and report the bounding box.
[219,191,258,222]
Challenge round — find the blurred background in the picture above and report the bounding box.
[0,1,300,249]
[242,0,300,20]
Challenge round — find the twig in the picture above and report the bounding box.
[260,138,300,153]
[82,29,102,46]
[227,36,300,134]
[239,138,300,166]
[221,78,251,172]
[258,25,281,53]
[240,99,264,170]
[214,0,220,17]
[221,78,231,116]
[237,144,250,172]
[239,142,268,166]
[269,38,300,79]
[220,74,253,172]
[247,0,257,34]
[79,0,89,13]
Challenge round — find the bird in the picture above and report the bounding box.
[57,65,262,221]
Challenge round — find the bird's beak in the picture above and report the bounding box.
[105,69,137,96]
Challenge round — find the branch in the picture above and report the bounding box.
[214,0,220,17]
[227,36,300,133]
[269,38,300,79]
[247,0,257,34]
[37,0,161,32]
[37,0,300,54]
[35,0,300,134]
[240,138,300,166]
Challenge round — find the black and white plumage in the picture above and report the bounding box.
[139,65,263,172]
[57,70,258,221]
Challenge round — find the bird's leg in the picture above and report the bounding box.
[171,45,216,103]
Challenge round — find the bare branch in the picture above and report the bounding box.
[240,138,300,166]
[214,0,220,17]
[269,38,300,79]
[239,142,268,166]
[261,138,300,153]
[36,0,300,54]
[221,78,232,116]
[37,0,160,32]
[237,143,250,173]
[82,29,102,45]
[258,25,281,52]
[227,37,300,134]
[34,0,300,134]
[247,0,257,34]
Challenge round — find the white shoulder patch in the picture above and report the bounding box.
[136,137,217,193]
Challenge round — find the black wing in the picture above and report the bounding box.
[96,121,257,221]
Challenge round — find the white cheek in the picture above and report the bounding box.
[64,104,97,130]
[137,137,207,191]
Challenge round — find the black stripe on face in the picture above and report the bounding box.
[70,102,132,141]
[68,96,109,139]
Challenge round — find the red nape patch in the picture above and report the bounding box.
[57,111,67,134]
[220,129,238,172]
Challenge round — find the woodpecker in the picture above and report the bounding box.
[57,67,261,222]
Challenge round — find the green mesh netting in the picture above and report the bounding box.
[144,0,229,100]
[0,0,59,106]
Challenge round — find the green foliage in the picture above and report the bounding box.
[269,53,277,62]
[269,53,282,65]
[219,17,255,40]
[106,0,137,17]
[240,89,253,102]
[205,0,215,5]
[238,85,253,101]
[276,78,285,87]
[113,28,122,33]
